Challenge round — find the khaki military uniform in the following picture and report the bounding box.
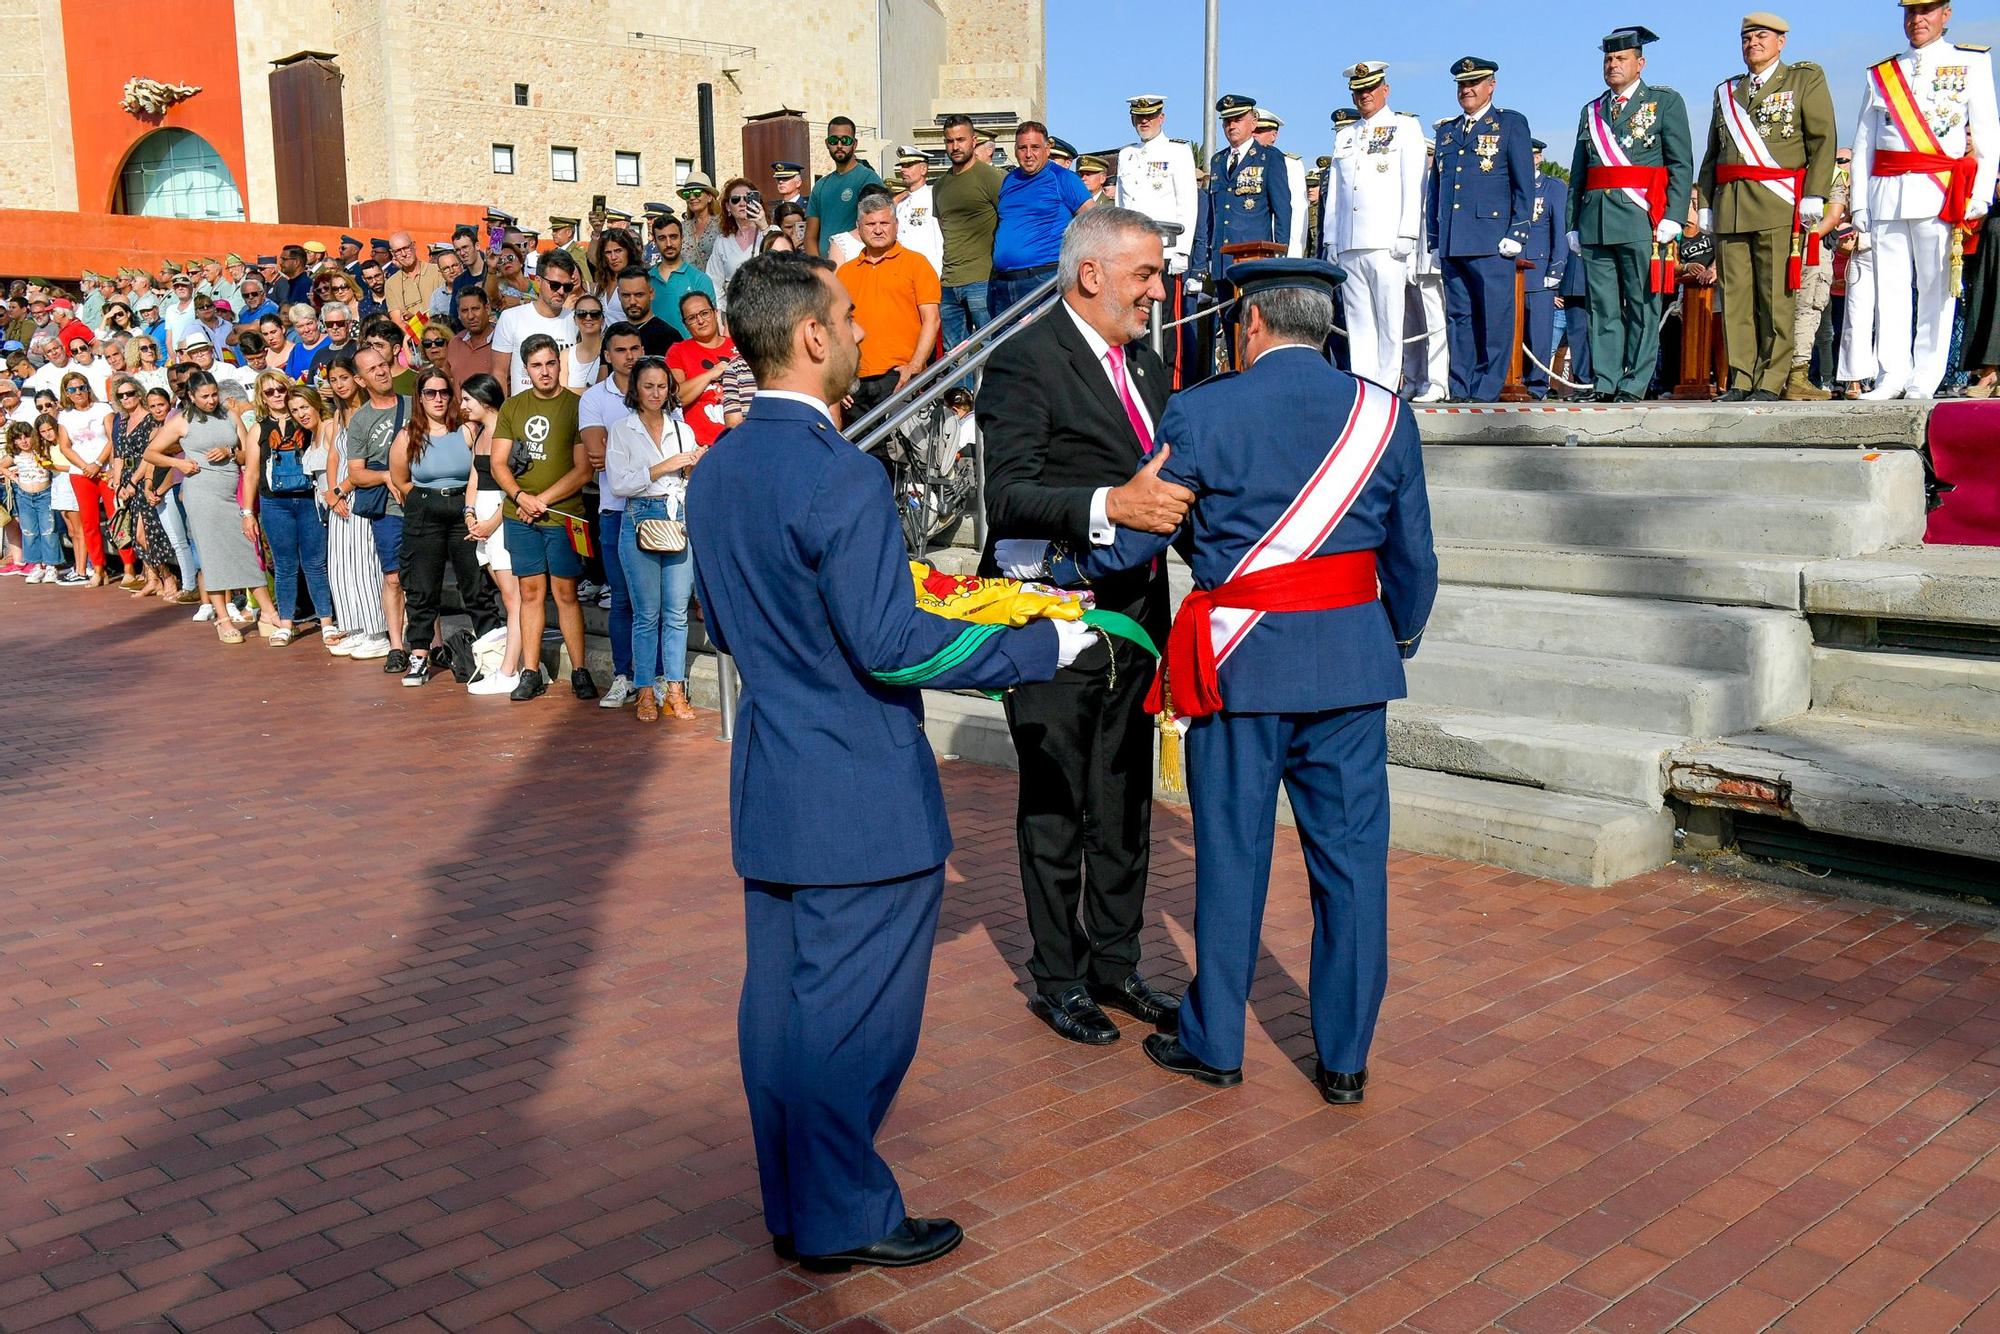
[1698,59,1837,395]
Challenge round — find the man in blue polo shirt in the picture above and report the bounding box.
[989,121,1096,313]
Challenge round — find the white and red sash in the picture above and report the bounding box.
[1715,78,1798,206]
[1587,99,1650,214]
[1208,378,1398,667]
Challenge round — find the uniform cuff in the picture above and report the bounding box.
[1089,487,1114,545]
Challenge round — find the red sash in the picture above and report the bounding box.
[1585,166,1675,293]
[1714,164,1823,288]
[1870,55,1983,255]
[1873,149,1982,233]
[1147,551,1379,720]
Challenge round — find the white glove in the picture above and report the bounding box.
[1697,208,1713,233]
[1052,619,1099,669]
[1653,220,1682,245]
[1543,275,1561,289]
[1566,230,1582,256]
[1497,237,1523,259]
[995,538,1052,581]
[1799,196,1825,225]
[1183,274,1206,298]
[1389,238,1415,261]
[1428,249,1441,270]
[1851,211,1871,235]
[1855,231,1873,254]
[1969,200,1990,223]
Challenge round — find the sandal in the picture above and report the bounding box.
[216,622,245,645]
[256,616,282,639]
[268,627,296,647]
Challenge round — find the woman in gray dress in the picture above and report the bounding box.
[143,371,271,643]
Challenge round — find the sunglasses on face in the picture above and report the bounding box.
[419,387,451,399]
[421,338,450,348]
[728,194,751,204]
[263,387,286,397]
[544,278,577,294]
[826,135,856,146]
[325,319,351,328]
[116,389,139,400]
[574,308,603,319]
[66,385,89,394]
[678,188,709,200]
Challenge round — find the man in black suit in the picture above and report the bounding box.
[977,206,1194,1045]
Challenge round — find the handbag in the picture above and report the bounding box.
[346,396,406,521]
[634,419,690,553]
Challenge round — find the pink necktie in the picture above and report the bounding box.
[1106,344,1153,454]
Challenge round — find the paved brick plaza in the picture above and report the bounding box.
[3,583,1999,1333]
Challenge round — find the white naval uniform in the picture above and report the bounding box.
[1405,150,1449,400]
[1322,109,1427,387]
[1116,134,1200,272]
[895,182,944,278]
[1849,38,1997,398]
[1281,150,1308,257]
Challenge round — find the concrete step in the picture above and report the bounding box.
[1428,585,1811,677]
[1804,547,2000,627]
[919,689,1674,886]
[1670,712,2000,863]
[1810,646,2000,732]
[1428,486,1922,558]
[1437,542,1806,609]
[1405,641,1766,737]
[1422,446,1906,502]
[1412,400,1931,449]
[1386,702,1674,808]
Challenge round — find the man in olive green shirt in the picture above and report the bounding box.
[1695,12,1837,401]
[933,113,1007,350]
[491,333,595,703]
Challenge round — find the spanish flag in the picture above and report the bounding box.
[555,512,596,559]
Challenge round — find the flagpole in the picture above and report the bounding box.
[1201,0,1219,166]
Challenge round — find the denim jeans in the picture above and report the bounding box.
[620,494,694,690]
[261,492,333,621]
[158,487,197,584]
[598,506,633,680]
[985,266,1056,319]
[939,282,991,352]
[15,487,57,565]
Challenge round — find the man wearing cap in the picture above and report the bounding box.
[1696,13,1838,401]
[1323,61,1429,388]
[772,162,806,209]
[75,273,106,330]
[1521,141,1570,397]
[1117,94,1200,384]
[369,238,394,273]
[1048,138,1078,171]
[550,216,592,287]
[1028,256,1437,1102]
[1077,154,1112,203]
[1188,94,1293,379]
[893,147,944,277]
[162,272,203,352]
[339,235,365,283]
[1305,159,1327,257]
[1430,57,1536,402]
[1849,0,1996,399]
[1253,111,1309,257]
[1567,27,1694,401]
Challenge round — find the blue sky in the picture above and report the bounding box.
[1046,0,2000,164]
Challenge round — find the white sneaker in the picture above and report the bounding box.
[327,632,359,657]
[467,671,519,696]
[192,604,216,622]
[349,633,392,660]
[598,674,636,708]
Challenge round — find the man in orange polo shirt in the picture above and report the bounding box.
[837,190,941,445]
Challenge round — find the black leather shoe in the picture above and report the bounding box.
[1029,984,1119,1045]
[1315,1064,1368,1105]
[1747,388,1781,402]
[772,1234,798,1262]
[510,668,547,702]
[797,1216,963,1273]
[1613,391,1642,403]
[1089,973,1182,1032]
[1143,1033,1242,1087]
[1571,389,1611,403]
[571,668,600,701]
[1716,388,1750,403]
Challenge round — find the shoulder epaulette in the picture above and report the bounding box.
[1398,111,1421,120]
[1435,115,1453,127]
[1956,43,1991,54]
[1650,84,1679,95]
[1283,150,1301,161]
[1170,137,1194,145]
[1789,60,1823,74]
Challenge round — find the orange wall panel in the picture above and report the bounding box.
[61,0,251,215]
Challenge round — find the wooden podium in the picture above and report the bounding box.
[1499,259,1536,403]
[1670,284,1730,400]
[1219,241,1290,371]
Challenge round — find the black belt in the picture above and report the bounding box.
[992,264,1057,281]
[416,484,468,495]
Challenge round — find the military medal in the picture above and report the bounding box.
[1475,133,1499,172]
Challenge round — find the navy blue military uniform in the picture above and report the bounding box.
[1521,140,1569,398]
[688,393,1061,1257]
[1057,261,1437,1089]
[1428,57,1535,401]
[1186,93,1293,383]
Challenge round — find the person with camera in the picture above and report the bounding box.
[707,178,772,310]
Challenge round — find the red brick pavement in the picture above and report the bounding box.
[3,582,1999,1333]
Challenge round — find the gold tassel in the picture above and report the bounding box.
[1156,678,1186,796]
[1950,225,1966,301]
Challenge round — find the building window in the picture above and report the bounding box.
[674,158,694,186]
[615,151,641,187]
[113,128,245,221]
[513,83,530,107]
[491,143,514,175]
[551,146,577,182]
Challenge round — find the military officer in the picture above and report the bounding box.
[1187,93,1294,380]
[1305,159,1327,258]
[1322,61,1429,388]
[893,146,944,277]
[772,161,807,208]
[1049,137,1079,169]
[1696,12,1838,401]
[550,215,592,286]
[1117,93,1200,382]
[1522,140,1569,397]
[1404,139,1451,401]
[1429,56,1536,402]
[1567,26,1694,401]
[1041,258,1437,1102]
[1849,0,1996,400]
[1255,110,1310,256]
